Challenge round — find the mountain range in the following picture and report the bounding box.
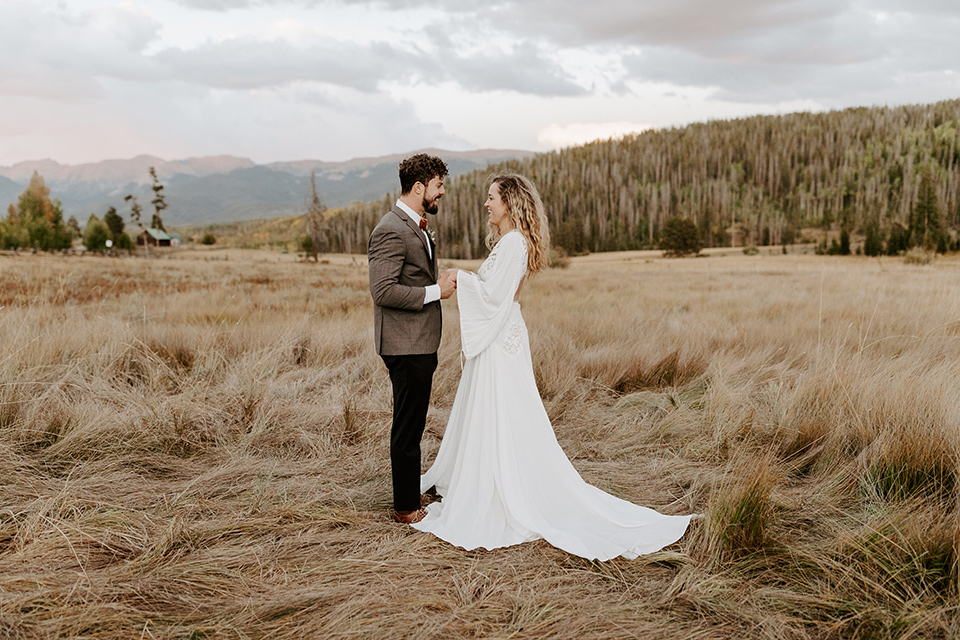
[0,149,534,226]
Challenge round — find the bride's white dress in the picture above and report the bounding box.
[414,231,693,560]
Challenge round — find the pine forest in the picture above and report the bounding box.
[322,99,960,258]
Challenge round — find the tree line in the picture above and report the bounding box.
[1,168,169,253]
[317,99,960,258]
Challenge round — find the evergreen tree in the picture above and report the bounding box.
[839,229,851,255]
[936,233,949,254]
[103,206,124,241]
[15,172,71,251]
[886,223,909,255]
[555,215,587,255]
[1,204,26,249]
[115,232,134,251]
[66,215,81,238]
[149,167,167,231]
[83,214,110,253]
[659,217,702,257]
[298,234,313,259]
[863,222,883,256]
[912,165,943,251]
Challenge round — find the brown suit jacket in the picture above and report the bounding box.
[368,205,441,356]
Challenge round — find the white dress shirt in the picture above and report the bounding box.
[396,199,440,304]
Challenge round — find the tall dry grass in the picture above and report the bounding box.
[1,250,959,639]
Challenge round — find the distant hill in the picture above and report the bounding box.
[317,99,960,259]
[0,176,19,211]
[0,149,534,225]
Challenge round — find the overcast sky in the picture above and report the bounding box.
[2,0,959,167]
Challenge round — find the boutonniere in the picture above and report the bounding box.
[427,227,437,244]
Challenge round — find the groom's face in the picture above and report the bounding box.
[421,176,445,215]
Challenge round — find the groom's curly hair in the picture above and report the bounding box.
[398,154,448,195]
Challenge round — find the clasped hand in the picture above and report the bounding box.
[438,268,458,299]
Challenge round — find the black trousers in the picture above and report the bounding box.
[381,352,438,512]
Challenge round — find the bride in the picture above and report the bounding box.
[413,174,695,561]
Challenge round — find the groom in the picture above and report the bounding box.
[368,153,455,524]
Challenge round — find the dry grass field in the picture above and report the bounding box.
[1,248,959,639]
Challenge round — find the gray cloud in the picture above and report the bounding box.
[507,0,844,49]
[4,0,960,167]
[423,24,585,96]
[623,47,856,104]
[142,3,589,98]
[153,38,416,92]
[874,0,960,15]
[0,0,583,102]
[167,0,258,9]
[619,1,960,105]
[213,0,845,50]
[150,35,583,96]
[198,0,959,106]
[0,3,163,101]
[442,46,585,96]
[228,0,959,103]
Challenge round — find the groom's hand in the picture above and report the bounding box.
[438,269,457,299]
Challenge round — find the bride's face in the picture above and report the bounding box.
[485,182,511,232]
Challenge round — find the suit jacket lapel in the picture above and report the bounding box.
[391,205,435,277]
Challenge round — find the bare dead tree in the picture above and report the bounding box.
[304,171,329,262]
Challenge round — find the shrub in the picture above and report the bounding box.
[903,247,934,265]
[659,217,702,257]
[298,234,314,260]
[83,214,110,253]
[547,246,569,269]
[115,233,134,251]
[201,233,217,245]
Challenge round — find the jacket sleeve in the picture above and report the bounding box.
[457,233,528,359]
[368,226,425,311]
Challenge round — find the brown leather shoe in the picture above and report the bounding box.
[393,508,428,524]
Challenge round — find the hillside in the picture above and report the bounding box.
[0,149,533,226]
[318,100,960,259]
[0,176,19,211]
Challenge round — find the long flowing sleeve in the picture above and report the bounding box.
[457,232,528,359]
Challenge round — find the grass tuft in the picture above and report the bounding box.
[704,452,778,563]
[862,426,958,502]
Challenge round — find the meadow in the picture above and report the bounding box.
[0,247,958,639]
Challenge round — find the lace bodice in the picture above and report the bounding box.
[478,231,527,284]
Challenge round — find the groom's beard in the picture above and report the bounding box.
[423,194,441,215]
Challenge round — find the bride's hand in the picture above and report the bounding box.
[444,268,459,287]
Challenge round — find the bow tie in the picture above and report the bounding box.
[419,217,428,231]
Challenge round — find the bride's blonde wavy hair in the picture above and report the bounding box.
[485,174,551,275]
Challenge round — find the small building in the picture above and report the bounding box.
[137,228,172,247]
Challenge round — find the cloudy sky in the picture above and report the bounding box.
[2,0,959,167]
